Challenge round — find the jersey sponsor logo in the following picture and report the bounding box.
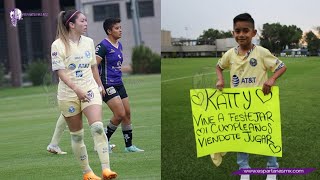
[52,59,61,65]
[68,106,75,113]
[75,70,83,77]
[109,49,115,53]
[249,58,257,67]
[85,50,91,58]
[87,90,94,99]
[232,75,240,87]
[78,63,90,69]
[68,63,76,70]
[241,77,256,83]
[232,75,257,87]
[274,62,285,72]
[51,52,58,58]
[95,45,101,53]
[106,86,116,95]
[74,56,83,61]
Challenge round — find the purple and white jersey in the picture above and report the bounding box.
[96,38,123,85]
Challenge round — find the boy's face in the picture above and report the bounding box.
[233,21,257,47]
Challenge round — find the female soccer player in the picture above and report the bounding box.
[51,9,117,180]
[95,18,144,152]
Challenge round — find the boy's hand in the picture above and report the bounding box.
[216,80,224,91]
[263,78,275,95]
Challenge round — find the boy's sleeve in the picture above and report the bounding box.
[217,50,231,69]
[90,39,97,66]
[51,43,66,71]
[95,42,107,60]
[263,49,285,73]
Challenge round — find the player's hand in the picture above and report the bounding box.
[216,79,224,91]
[100,87,106,97]
[74,87,91,102]
[263,78,275,95]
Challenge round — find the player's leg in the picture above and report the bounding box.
[47,114,67,154]
[103,86,125,142]
[105,96,126,136]
[118,85,144,152]
[121,97,144,152]
[83,102,117,180]
[60,100,99,179]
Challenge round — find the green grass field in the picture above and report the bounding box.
[0,74,160,180]
[161,57,320,180]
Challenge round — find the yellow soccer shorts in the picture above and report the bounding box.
[58,88,102,117]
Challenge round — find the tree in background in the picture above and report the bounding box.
[304,31,320,56]
[197,28,232,45]
[260,23,302,54]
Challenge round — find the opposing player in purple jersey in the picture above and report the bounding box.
[95,18,144,152]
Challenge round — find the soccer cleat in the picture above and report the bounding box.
[47,144,67,155]
[83,171,101,180]
[109,143,116,153]
[124,145,144,152]
[266,174,277,180]
[102,168,117,180]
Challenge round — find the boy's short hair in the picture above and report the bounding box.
[233,13,255,28]
[103,18,121,35]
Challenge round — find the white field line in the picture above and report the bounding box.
[161,72,216,83]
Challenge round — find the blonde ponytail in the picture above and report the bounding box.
[56,11,71,56]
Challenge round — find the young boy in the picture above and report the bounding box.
[216,13,287,180]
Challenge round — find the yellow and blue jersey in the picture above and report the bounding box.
[217,45,285,88]
[51,35,98,100]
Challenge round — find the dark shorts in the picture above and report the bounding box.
[102,84,128,103]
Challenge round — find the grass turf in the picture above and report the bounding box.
[0,74,160,180]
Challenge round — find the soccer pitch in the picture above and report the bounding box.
[161,57,320,180]
[0,74,160,180]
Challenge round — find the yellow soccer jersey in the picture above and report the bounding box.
[217,45,285,88]
[51,35,98,100]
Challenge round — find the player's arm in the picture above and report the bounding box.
[95,43,106,65]
[216,65,225,90]
[56,69,90,102]
[91,64,106,96]
[263,65,287,95]
[215,50,231,90]
[262,49,287,95]
[94,42,106,96]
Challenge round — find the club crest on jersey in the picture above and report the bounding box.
[68,63,76,70]
[85,51,91,58]
[68,106,75,113]
[118,54,121,59]
[75,70,83,77]
[249,58,257,67]
[87,90,94,99]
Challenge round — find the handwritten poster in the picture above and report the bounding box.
[190,87,282,158]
